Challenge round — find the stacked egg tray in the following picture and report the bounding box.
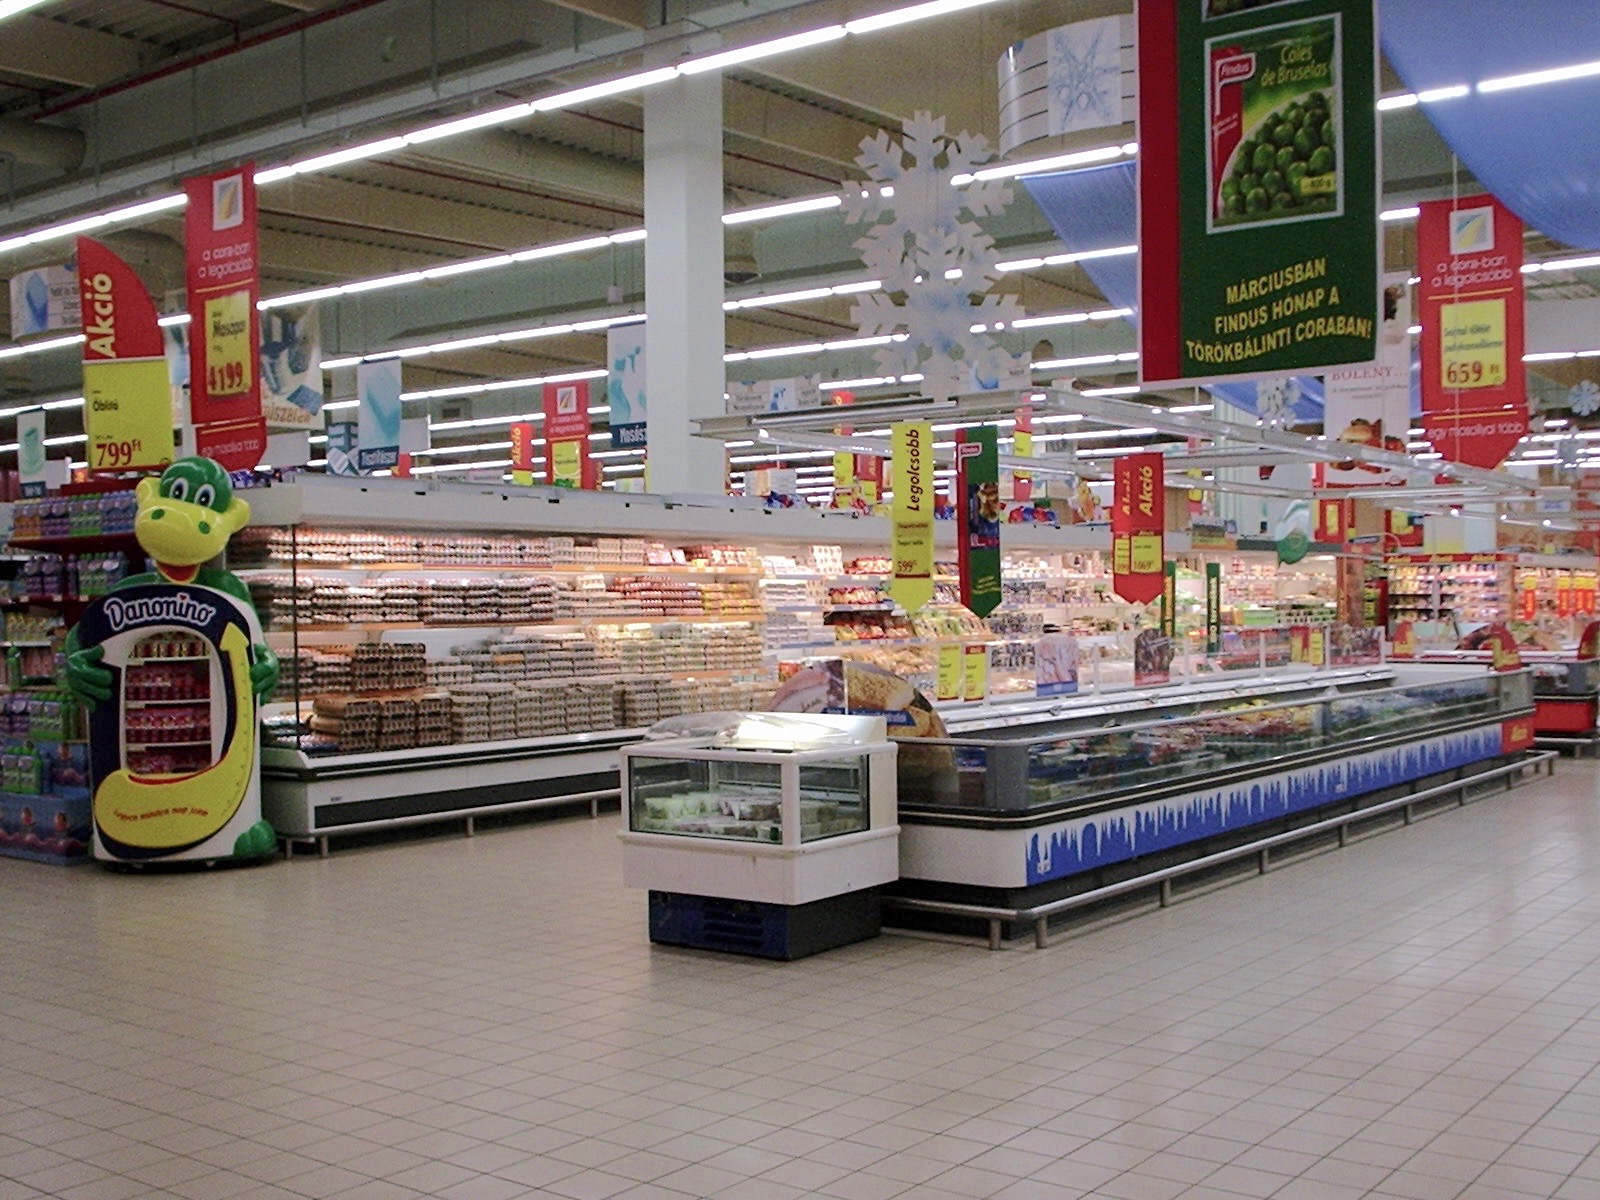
[308,695,381,753]
[234,527,667,570]
[451,633,601,682]
[350,643,428,693]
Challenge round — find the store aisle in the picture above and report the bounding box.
[4,764,1600,1200]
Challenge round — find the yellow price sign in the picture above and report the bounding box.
[84,358,175,472]
[1439,298,1506,390]
[202,289,253,397]
[963,643,989,702]
[1129,533,1164,574]
[935,643,964,702]
[1112,535,1131,575]
[551,439,583,487]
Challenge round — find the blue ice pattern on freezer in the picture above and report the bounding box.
[1025,726,1502,885]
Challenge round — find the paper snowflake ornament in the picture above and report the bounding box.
[1048,18,1124,135]
[1569,379,1600,417]
[842,112,1029,402]
[1254,376,1299,427]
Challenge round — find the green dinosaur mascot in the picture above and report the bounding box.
[64,458,280,864]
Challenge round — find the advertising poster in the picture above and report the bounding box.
[1036,633,1080,697]
[1417,197,1527,469]
[260,303,324,431]
[725,375,822,416]
[1160,560,1177,639]
[956,427,1002,618]
[77,237,174,474]
[1138,0,1378,384]
[509,421,537,486]
[1112,451,1164,604]
[543,380,591,489]
[185,165,261,433]
[9,263,79,339]
[1134,628,1173,687]
[356,358,402,474]
[1324,272,1412,483]
[17,410,47,498]
[889,422,935,613]
[935,643,964,702]
[607,324,647,450]
[962,643,989,702]
[1010,404,1034,503]
[325,422,358,475]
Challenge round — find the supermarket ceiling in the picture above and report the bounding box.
[2,0,1600,459]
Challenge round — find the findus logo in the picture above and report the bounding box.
[104,591,218,632]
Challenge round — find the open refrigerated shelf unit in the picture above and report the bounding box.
[243,475,1149,852]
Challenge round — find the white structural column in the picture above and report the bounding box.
[642,72,728,496]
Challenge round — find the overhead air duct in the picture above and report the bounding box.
[0,117,86,172]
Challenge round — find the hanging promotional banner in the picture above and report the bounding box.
[10,263,79,339]
[185,165,261,433]
[260,302,324,431]
[1112,451,1164,604]
[725,375,822,415]
[1323,272,1412,484]
[1205,561,1222,653]
[1417,196,1527,469]
[325,422,358,475]
[77,237,174,474]
[17,410,47,497]
[956,427,1003,618]
[889,422,935,613]
[1160,560,1177,638]
[355,358,402,473]
[194,417,270,473]
[1011,404,1034,503]
[607,324,647,450]
[509,421,538,486]
[1137,0,1379,384]
[542,380,591,489]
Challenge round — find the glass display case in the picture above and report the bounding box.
[619,713,900,957]
[892,663,1536,898]
[905,664,1533,817]
[629,753,869,843]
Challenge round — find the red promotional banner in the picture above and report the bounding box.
[542,380,591,488]
[1112,452,1164,604]
[185,164,262,432]
[76,237,173,473]
[1417,196,1526,469]
[194,416,267,473]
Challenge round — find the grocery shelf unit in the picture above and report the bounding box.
[1386,553,1598,648]
[243,475,1138,854]
[1412,648,1600,753]
[1,489,140,865]
[885,662,1536,938]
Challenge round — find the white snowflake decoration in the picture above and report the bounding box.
[1254,376,1299,427]
[1569,379,1600,417]
[842,112,1028,402]
[1048,19,1124,135]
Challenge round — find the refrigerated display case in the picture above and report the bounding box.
[889,663,1534,913]
[618,713,898,959]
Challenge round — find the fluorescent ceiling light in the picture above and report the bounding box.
[530,67,682,111]
[0,1,49,19]
[723,195,842,225]
[846,0,1007,35]
[404,101,536,145]
[0,333,82,360]
[1033,351,1140,370]
[1479,58,1600,94]
[1081,385,1142,397]
[1417,84,1470,103]
[680,26,846,74]
[955,142,1130,185]
[1376,93,1419,111]
[1380,206,1421,222]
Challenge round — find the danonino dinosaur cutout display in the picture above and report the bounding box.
[65,458,280,863]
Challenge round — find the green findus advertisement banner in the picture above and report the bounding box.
[1138,0,1379,384]
[956,427,1003,618]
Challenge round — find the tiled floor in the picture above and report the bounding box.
[4,761,1600,1200]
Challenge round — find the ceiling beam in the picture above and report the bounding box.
[539,0,650,29]
[0,14,145,89]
